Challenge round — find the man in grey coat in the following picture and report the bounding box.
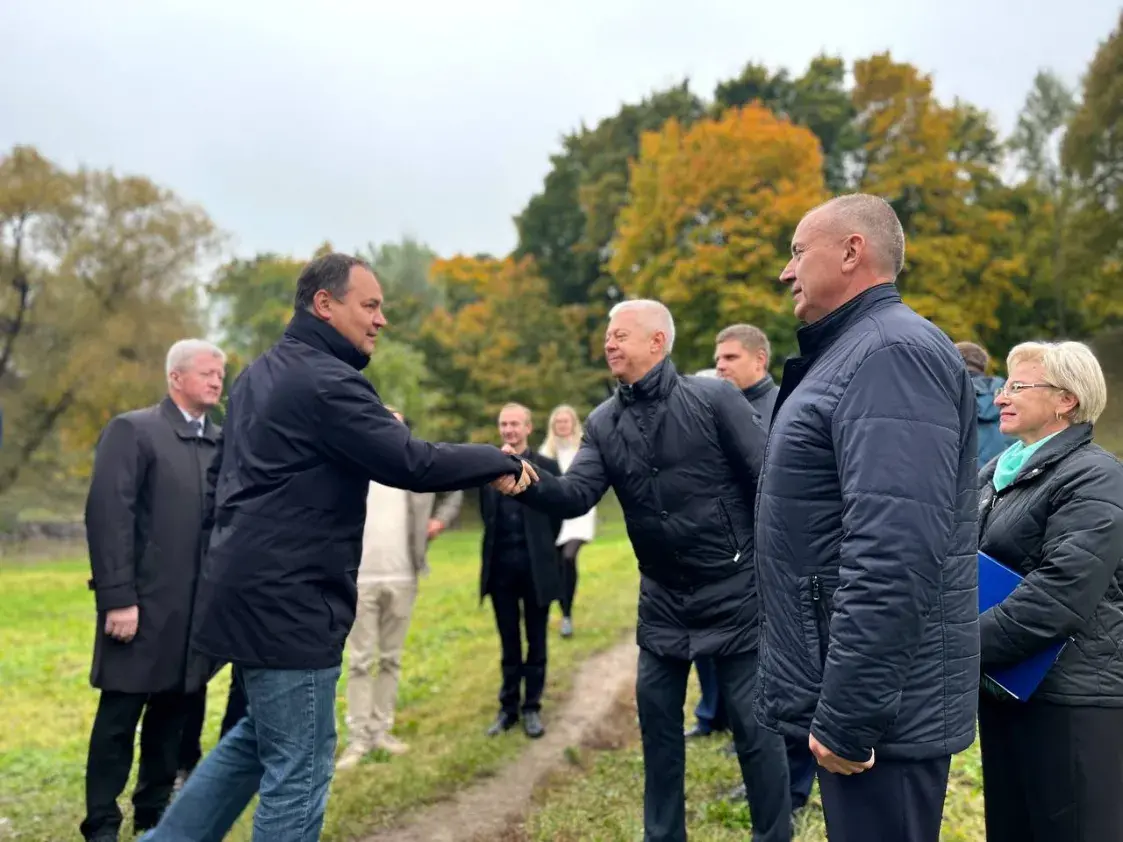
[81,339,226,842]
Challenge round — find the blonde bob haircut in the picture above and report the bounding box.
[1007,340,1107,425]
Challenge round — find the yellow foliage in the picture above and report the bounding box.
[608,104,828,370]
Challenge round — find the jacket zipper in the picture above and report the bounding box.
[811,575,829,667]
[717,500,741,561]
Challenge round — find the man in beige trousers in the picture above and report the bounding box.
[339,409,464,767]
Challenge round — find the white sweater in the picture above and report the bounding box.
[553,443,597,545]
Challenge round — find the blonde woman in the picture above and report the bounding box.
[540,404,596,637]
[978,340,1123,841]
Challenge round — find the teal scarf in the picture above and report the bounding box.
[992,433,1061,492]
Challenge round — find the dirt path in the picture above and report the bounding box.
[366,640,639,842]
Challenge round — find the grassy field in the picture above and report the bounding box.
[0,523,640,841]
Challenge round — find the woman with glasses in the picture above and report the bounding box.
[977,340,1123,841]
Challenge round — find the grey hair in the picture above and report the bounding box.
[608,299,676,354]
[813,193,906,279]
[166,339,226,377]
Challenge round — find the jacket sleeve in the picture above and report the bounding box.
[712,383,767,503]
[316,377,523,493]
[84,416,149,612]
[519,428,610,519]
[431,490,464,526]
[811,344,963,762]
[981,463,1123,666]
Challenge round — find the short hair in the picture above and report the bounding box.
[715,324,771,365]
[608,299,676,353]
[812,193,906,279]
[499,402,532,424]
[166,339,225,377]
[1007,341,1107,425]
[955,341,989,374]
[293,252,374,312]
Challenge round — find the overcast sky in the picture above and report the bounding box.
[2,1,1118,265]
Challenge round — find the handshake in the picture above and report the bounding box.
[490,443,541,496]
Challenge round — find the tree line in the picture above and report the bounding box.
[0,16,1120,498]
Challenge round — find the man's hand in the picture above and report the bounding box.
[490,459,539,495]
[809,732,875,775]
[105,605,139,643]
[426,518,446,540]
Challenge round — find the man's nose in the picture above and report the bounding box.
[780,259,796,281]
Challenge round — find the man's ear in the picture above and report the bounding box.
[311,288,334,319]
[841,233,865,274]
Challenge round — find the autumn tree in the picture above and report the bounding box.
[0,145,217,495]
[714,54,861,192]
[608,105,828,372]
[850,54,1025,345]
[418,256,606,443]
[357,236,441,338]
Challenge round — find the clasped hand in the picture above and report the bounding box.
[489,445,539,495]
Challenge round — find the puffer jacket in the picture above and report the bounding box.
[979,423,1123,705]
[754,283,980,763]
[519,357,768,659]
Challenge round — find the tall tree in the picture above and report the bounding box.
[1062,11,1123,333]
[851,54,1023,344]
[608,105,828,372]
[714,54,860,192]
[358,236,441,338]
[0,145,217,493]
[419,256,605,443]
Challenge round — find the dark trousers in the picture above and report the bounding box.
[691,654,728,733]
[557,539,583,618]
[177,670,250,772]
[81,690,190,839]
[636,648,790,842]
[817,755,951,842]
[979,692,1123,842]
[490,557,549,718]
[785,734,817,810]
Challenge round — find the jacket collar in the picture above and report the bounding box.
[743,373,777,403]
[796,283,901,358]
[981,423,1095,488]
[284,308,371,372]
[616,357,676,407]
[160,396,218,442]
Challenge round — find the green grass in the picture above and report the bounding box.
[525,686,987,842]
[0,524,640,841]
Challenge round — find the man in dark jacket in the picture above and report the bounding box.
[480,403,562,739]
[508,300,791,842]
[140,254,534,842]
[956,340,1015,468]
[754,194,980,842]
[81,339,226,842]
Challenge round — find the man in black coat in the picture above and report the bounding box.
[81,338,227,842]
[140,254,535,842]
[507,300,791,842]
[479,403,562,739]
[754,194,979,842]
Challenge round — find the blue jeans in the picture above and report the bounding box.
[139,666,341,842]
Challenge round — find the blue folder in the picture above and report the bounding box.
[978,550,1069,701]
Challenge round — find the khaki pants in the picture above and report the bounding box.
[346,580,417,745]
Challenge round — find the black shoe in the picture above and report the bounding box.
[684,725,714,738]
[486,713,518,737]
[522,711,545,739]
[133,810,163,835]
[87,832,119,842]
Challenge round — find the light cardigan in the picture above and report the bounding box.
[551,442,597,545]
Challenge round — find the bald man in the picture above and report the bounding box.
[753,194,979,842]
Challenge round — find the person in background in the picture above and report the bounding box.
[755,194,979,842]
[712,325,819,818]
[957,340,1015,468]
[81,339,225,842]
[175,673,247,790]
[480,403,562,739]
[140,253,536,842]
[538,404,596,638]
[977,340,1123,842]
[338,407,464,768]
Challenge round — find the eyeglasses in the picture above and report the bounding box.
[999,381,1061,396]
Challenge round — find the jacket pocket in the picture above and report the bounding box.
[801,575,831,678]
[715,499,742,560]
